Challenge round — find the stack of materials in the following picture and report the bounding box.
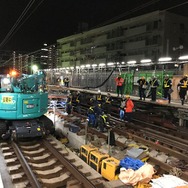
[150,175,188,188]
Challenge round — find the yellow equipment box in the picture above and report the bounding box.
[89,150,109,173]
[80,145,98,164]
[101,157,120,181]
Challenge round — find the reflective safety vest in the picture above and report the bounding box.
[89,107,94,111]
[164,79,171,88]
[97,94,102,101]
[88,107,94,114]
[150,79,159,88]
[151,80,156,86]
[101,114,108,124]
[105,97,111,104]
[181,80,188,88]
[76,96,80,103]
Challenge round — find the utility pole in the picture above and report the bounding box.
[12,51,16,69]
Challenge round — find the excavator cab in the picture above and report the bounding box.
[0,70,54,140]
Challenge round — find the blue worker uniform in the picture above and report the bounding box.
[87,106,96,127]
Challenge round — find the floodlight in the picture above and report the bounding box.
[158,57,172,61]
[127,60,136,64]
[178,55,188,60]
[140,59,151,63]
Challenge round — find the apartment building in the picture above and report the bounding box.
[57,10,188,68]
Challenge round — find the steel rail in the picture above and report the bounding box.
[42,139,96,188]
[54,110,188,181]
[11,141,41,188]
[132,117,188,140]
[149,158,188,182]
[107,116,188,162]
[81,123,188,181]
[70,110,188,160]
[109,115,188,152]
[63,110,188,162]
[143,127,188,145]
[73,99,188,141]
[140,130,188,153]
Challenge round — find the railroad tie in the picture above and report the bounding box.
[66,179,81,188]
[28,153,51,163]
[8,164,22,174]
[39,172,70,188]
[3,152,15,159]
[5,157,19,166]
[72,161,83,169]
[78,168,91,177]
[29,158,58,170]
[14,181,30,188]
[11,172,25,183]
[59,149,69,156]
[22,148,45,157]
[20,144,41,151]
[34,166,63,179]
[0,142,9,147]
[1,147,12,153]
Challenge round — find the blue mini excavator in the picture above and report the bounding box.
[0,70,54,140]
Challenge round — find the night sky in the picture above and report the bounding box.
[0,0,188,52]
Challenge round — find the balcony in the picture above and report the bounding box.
[124,40,145,50]
[124,25,146,37]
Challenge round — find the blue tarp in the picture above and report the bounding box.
[120,157,144,170]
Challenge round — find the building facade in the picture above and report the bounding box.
[57,10,188,68]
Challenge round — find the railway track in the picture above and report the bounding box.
[108,116,188,155]
[0,136,109,188]
[78,103,188,141]
[132,116,188,140]
[47,89,188,182]
[52,109,188,182]
[70,101,188,156]
[47,86,188,138]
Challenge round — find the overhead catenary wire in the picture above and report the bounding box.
[83,0,161,89]
[0,0,44,49]
[1,0,188,69]
[0,0,35,48]
[83,0,188,89]
[93,0,188,29]
[165,1,188,11]
[7,0,45,46]
[93,0,161,28]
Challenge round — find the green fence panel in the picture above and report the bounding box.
[121,72,134,95]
